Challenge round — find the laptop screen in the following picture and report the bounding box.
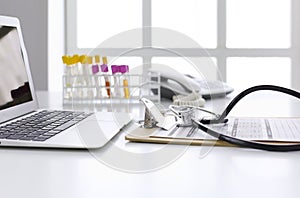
[0,26,33,110]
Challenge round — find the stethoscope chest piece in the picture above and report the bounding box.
[169,105,195,127]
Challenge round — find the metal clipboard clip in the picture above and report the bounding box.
[140,98,179,130]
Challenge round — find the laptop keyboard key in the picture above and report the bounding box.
[0,134,11,139]
[46,129,62,134]
[3,132,15,136]
[33,136,50,141]
[20,136,34,141]
[30,131,45,136]
[7,134,25,140]
[43,132,56,136]
[54,121,78,131]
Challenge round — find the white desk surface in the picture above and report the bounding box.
[1,91,300,198]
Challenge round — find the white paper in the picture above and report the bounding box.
[150,118,300,142]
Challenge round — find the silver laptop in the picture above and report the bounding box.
[0,15,132,149]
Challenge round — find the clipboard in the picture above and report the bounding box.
[125,126,234,147]
[125,117,300,147]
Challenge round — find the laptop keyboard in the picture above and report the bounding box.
[0,110,92,142]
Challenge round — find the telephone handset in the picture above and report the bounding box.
[150,68,234,100]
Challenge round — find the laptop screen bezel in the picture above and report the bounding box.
[0,16,39,124]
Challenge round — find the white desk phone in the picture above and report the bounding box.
[150,68,234,100]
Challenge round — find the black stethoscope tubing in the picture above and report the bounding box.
[192,85,300,152]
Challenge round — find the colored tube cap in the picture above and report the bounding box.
[111,65,119,74]
[62,55,68,64]
[119,65,129,74]
[92,65,99,74]
[73,54,79,62]
[80,55,87,64]
[101,64,108,72]
[87,56,93,64]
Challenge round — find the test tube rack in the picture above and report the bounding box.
[62,71,160,105]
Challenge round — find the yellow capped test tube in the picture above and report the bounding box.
[72,54,80,76]
[62,55,75,99]
[62,55,72,87]
[77,55,89,98]
[85,56,94,98]
[87,56,93,74]
[79,55,88,80]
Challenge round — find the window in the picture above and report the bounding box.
[227,0,291,48]
[62,0,300,92]
[227,58,291,91]
[152,0,217,48]
[76,0,142,48]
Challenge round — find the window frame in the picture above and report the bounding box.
[66,0,300,90]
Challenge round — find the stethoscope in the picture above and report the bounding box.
[189,85,300,152]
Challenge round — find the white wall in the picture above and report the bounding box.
[0,0,48,90]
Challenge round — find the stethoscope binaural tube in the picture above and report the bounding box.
[193,85,300,152]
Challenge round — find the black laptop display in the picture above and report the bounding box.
[0,26,32,110]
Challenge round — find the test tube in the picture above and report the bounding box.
[111,65,121,98]
[69,55,80,87]
[78,55,85,76]
[62,55,72,99]
[73,55,82,86]
[62,55,72,87]
[93,55,102,99]
[78,55,88,98]
[101,57,111,98]
[72,54,80,76]
[86,56,94,99]
[71,55,80,98]
[79,55,88,83]
[120,65,130,99]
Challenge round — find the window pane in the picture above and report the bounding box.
[77,0,142,48]
[152,57,218,80]
[227,58,291,91]
[227,0,291,48]
[152,0,217,48]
